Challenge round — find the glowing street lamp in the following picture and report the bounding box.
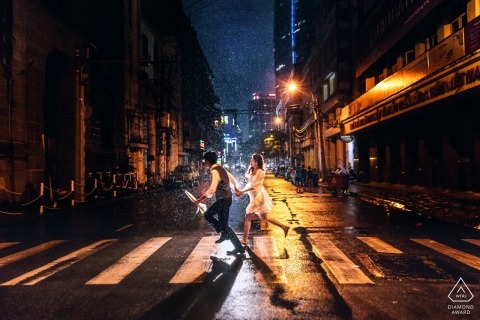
[275,116,282,126]
[287,81,298,93]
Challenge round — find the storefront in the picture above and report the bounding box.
[342,51,480,191]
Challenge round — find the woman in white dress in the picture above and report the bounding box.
[236,153,290,244]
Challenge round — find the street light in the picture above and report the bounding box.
[285,80,326,178]
[287,82,298,93]
[275,116,282,129]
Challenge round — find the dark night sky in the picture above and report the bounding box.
[181,0,275,112]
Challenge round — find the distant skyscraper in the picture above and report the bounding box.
[219,109,240,163]
[274,0,317,92]
[247,93,279,137]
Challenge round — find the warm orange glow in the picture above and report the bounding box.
[284,80,311,99]
[287,82,298,93]
[275,116,282,124]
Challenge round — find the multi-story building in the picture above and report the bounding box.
[244,93,282,166]
[0,0,218,204]
[141,1,221,183]
[218,109,241,168]
[341,0,480,191]
[277,0,479,192]
[274,0,322,170]
[248,93,280,135]
[274,0,317,88]
[308,0,354,174]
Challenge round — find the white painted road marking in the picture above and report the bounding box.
[412,238,480,271]
[462,239,480,246]
[6,236,476,286]
[253,236,287,283]
[357,236,403,254]
[1,239,117,286]
[308,235,373,284]
[169,236,249,284]
[86,237,171,285]
[169,236,219,283]
[0,242,20,250]
[0,240,66,267]
[115,224,133,233]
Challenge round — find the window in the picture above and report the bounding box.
[328,72,336,96]
[451,13,466,33]
[404,50,415,65]
[322,72,337,101]
[323,84,328,102]
[427,33,437,50]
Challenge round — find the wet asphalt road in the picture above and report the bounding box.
[0,174,479,319]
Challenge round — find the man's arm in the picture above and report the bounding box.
[194,170,219,206]
[226,170,238,187]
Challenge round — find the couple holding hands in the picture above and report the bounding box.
[194,152,289,254]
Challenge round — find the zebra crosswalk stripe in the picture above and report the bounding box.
[252,236,287,283]
[115,224,133,233]
[411,238,480,271]
[462,239,480,246]
[0,242,20,250]
[86,237,171,285]
[0,240,66,267]
[308,235,373,284]
[357,236,403,254]
[1,239,117,286]
[2,236,478,286]
[169,236,221,284]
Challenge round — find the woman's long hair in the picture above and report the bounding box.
[248,153,264,174]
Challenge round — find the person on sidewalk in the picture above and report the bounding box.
[294,162,303,193]
[305,166,314,192]
[194,151,245,255]
[235,153,290,245]
[312,168,319,190]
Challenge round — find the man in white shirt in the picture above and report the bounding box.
[194,151,245,254]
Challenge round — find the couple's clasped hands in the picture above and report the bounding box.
[234,187,244,197]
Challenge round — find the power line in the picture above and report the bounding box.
[185,0,208,10]
[184,0,223,15]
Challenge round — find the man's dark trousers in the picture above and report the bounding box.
[204,198,244,252]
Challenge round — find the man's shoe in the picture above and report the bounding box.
[215,232,230,243]
[226,248,246,255]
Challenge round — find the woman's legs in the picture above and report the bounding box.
[242,213,255,243]
[258,213,289,237]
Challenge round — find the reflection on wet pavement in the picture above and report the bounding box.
[349,184,480,229]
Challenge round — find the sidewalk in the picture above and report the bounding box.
[346,181,480,230]
[0,187,161,228]
[272,172,480,230]
[2,178,480,231]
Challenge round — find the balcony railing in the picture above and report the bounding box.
[348,22,472,117]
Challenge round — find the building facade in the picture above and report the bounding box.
[274,0,319,170]
[312,0,354,174]
[248,93,280,135]
[276,0,480,192]
[0,0,219,203]
[342,0,480,191]
[274,0,317,88]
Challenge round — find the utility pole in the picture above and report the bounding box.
[74,43,96,201]
[74,46,88,202]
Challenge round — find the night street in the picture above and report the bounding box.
[0,173,478,319]
[2,2,480,319]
